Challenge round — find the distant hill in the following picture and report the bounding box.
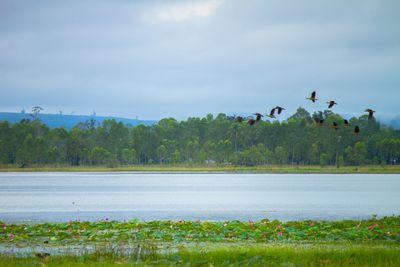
[1,111,399,130]
[0,112,156,129]
[389,118,400,129]
[376,115,400,130]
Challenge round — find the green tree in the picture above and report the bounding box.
[157,145,167,164]
[89,146,116,166]
[274,146,288,165]
[121,148,137,165]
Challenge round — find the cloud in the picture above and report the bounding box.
[0,1,399,119]
[143,1,221,22]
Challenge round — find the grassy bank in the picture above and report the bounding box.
[1,217,399,266]
[1,164,400,173]
[1,243,400,266]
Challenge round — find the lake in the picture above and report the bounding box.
[0,172,399,222]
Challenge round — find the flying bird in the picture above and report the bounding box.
[267,108,276,118]
[247,119,256,125]
[254,113,264,122]
[274,106,285,115]
[365,109,375,120]
[332,122,338,130]
[307,91,317,102]
[354,126,360,135]
[314,117,324,126]
[344,119,349,127]
[235,116,244,123]
[327,100,337,109]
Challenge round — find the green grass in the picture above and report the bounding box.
[1,243,399,266]
[1,217,399,266]
[1,164,400,173]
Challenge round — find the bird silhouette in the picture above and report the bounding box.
[307,91,317,102]
[235,116,244,123]
[354,126,360,135]
[365,109,375,120]
[344,119,349,127]
[247,119,256,125]
[274,106,285,115]
[254,113,264,122]
[314,117,324,125]
[267,108,276,118]
[327,100,337,109]
[332,122,338,130]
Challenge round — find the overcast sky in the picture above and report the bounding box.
[0,0,399,120]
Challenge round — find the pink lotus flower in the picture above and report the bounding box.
[9,234,14,239]
[278,231,283,236]
[309,222,315,227]
[178,220,185,223]
[368,223,379,230]
[1,223,6,228]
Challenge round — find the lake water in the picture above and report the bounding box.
[0,172,399,222]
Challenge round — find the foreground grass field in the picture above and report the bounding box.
[1,164,400,173]
[1,243,400,266]
[1,216,399,266]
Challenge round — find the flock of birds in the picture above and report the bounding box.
[232,91,376,135]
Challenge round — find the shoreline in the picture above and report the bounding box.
[1,164,400,173]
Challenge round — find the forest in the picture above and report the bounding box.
[0,107,399,167]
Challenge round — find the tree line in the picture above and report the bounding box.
[0,108,399,167]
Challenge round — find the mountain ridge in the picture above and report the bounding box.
[0,112,156,129]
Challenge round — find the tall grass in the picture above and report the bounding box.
[1,243,399,266]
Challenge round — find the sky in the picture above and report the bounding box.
[0,0,399,120]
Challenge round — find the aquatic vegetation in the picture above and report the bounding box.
[1,216,399,266]
[1,216,399,245]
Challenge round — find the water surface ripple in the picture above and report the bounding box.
[0,172,399,222]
